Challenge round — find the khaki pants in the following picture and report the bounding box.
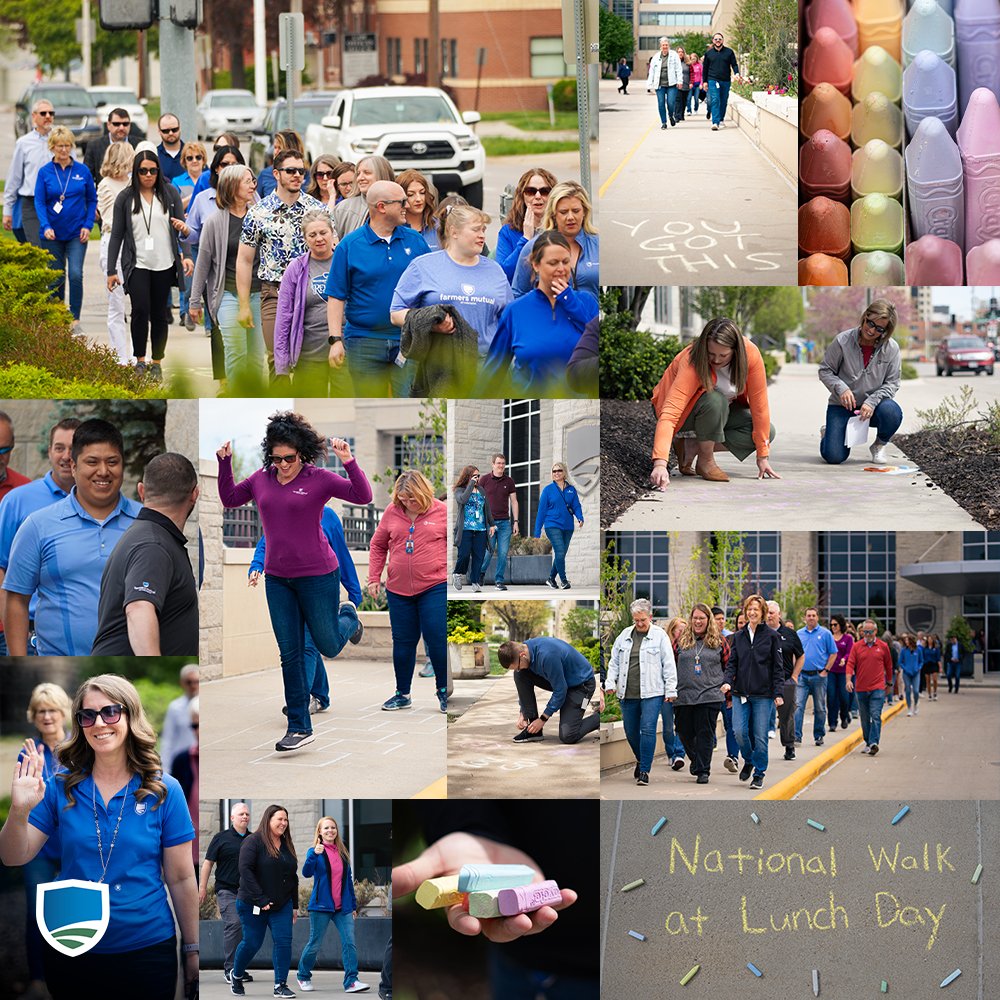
[260,280,280,376]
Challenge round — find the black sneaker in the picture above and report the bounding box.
[749,773,764,790]
[869,743,879,756]
[349,619,364,644]
[671,758,685,771]
[275,732,315,752]
[227,971,253,984]
[231,977,246,996]
[724,755,738,773]
[829,725,837,732]
[739,761,753,781]
[795,739,802,745]
[512,728,543,743]
[815,737,824,746]
[784,748,796,760]
[696,773,709,784]
[544,577,558,589]
[636,771,649,786]
[560,580,572,590]
[274,985,296,998]
[495,582,507,590]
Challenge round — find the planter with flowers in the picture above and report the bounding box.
[448,624,489,679]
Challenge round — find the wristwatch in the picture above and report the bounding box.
[540,713,550,723]
[328,335,343,345]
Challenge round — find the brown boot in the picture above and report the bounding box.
[697,462,730,482]
[674,437,697,476]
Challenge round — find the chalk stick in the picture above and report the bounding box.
[680,965,700,986]
[807,819,826,831]
[467,889,502,918]
[939,969,961,987]
[628,929,645,941]
[621,878,645,892]
[457,864,536,892]
[813,968,820,995]
[972,864,983,884]
[498,880,562,916]
[891,805,910,825]
[415,876,465,910]
[651,816,667,836]
[751,812,760,824]
[881,982,888,993]
[747,962,763,977]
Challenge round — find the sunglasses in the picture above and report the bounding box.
[864,317,888,335]
[524,186,551,197]
[314,170,335,179]
[0,445,13,455]
[36,110,55,117]
[270,453,298,465]
[110,120,130,127]
[77,704,125,728]
[406,522,415,555]
[160,126,180,134]
[551,468,564,473]
[278,166,306,176]
[185,154,204,161]
[137,167,158,175]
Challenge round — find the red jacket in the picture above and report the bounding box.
[368,498,446,596]
[846,639,893,692]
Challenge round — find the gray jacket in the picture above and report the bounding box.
[818,327,901,408]
[401,304,478,397]
[606,623,678,700]
[188,204,234,318]
[453,480,494,547]
[332,194,368,241]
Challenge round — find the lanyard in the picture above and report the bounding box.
[93,775,134,884]
[139,193,155,238]
[54,161,73,203]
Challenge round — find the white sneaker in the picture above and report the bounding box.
[345,983,371,993]
[452,573,463,590]
[914,704,919,715]
[767,730,775,740]
[297,980,315,992]
[471,581,481,592]
[907,709,913,717]
[870,441,888,463]
[820,424,826,438]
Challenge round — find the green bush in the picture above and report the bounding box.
[601,689,622,723]
[946,615,975,654]
[762,351,781,381]
[0,363,139,398]
[600,315,682,400]
[901,360,918,380]
[551,78,577,111]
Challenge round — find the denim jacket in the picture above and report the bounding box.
[606,623,678,699]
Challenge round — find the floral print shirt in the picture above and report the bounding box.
[240,190,327,283]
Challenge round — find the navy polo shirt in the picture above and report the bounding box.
[28,771,194,953]
[325,222,430,339]
[525,636,595,717]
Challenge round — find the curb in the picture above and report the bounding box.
[412,776,448,799]
[754,699,907,800]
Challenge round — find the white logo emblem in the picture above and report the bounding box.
[293,488,309,495]
[405,248,412,255]
[462,284,475,295]
[36,880,110,957]
[134,799,147,815]
[412,142,428,155]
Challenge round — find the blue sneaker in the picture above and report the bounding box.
[382,692,412,711]
[419,660,435,678]
[437,688,448,713]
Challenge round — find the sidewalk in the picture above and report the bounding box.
[200,657,446,800]
[607,362,985,531]
[447,671,600,799]
[201,970,380,998]
[599,79,797,286]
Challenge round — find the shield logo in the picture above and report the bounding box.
[36,879,110,957]
[905,604,935,634]
[461,283,475,296]
[134,799,147,815]
[563,418,600,495]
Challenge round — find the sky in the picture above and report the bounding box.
[198,398,292,460]
[929,286,999,320]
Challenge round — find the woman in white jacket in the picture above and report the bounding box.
[646,37,683,129]
[605,599,677,787]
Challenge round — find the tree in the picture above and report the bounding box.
[770,579,819,629]
[600,289,682,400]
[692,286,784,339]
[370,398,447,497]
[483,601,551,641]
[945,614,975,654]
[599,7,633,69]
[675,532,750,619]
[729,0,797,90]
[673,31,711,57]
[447,600,482,633]
[564,607,599,645]
[751,286,804,348]
[803,288,915,348]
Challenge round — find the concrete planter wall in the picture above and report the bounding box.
[479,553,555,585]
[728,92,796,185]
[448,641,490,679]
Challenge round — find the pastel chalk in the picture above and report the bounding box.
[902,51,959,139]
[680,964,700,986]
[939,969,962,987]
[967,239,1000,281]
[906,236,963,285]
[805,0,859,56]
[906,116,965,249]
[799,253,849,285]
[457,864,536,892]
[803,27,855,96]
[415,876,465,910]
[807,819,826,831]
[854,0,904,62]
[853,250,906,285]
[852,46,903,104]
[956,88,1000,251]
[628,929,645,941]
[902,0,956,67]
[881,981,888,993]
[955,0,1000,114]
[468,889,503,918]
[852,91,905,149]
[813,967,820,995]
[751,812,760,824]
[971,863,983,884]
[498,879,562,916]
[891,805,910,825]
[621,878,645,892]
[802,82,853,141]
[652,816,667,836]
[747,961,763,977]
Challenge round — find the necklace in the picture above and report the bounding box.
[93,775,133,884]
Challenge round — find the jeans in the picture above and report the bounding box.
[655,85,678,125]
[660,699,685,761]
[820,399,904,464]
[481,518,513,584]
[386,582,446,695]
[304,625,330,707]
[44,935,176,1000]
[0,631,6,656]
[489,946,598,1000]
[217,888,242,974]
[545,525,573,584]
[688,87,700,112]
[264,569,359,734]
[946,659,961,692]
[380,935,392,993]
[297,908,358,987]
[234,897,294,985]
[455,529,487,583]
[856,687,885,746]
[826,672,851,728]
[100,233,129,363]
[730,696,772,776]
[513,669,599,744]
[720,701,740,758]
[344,335,410,397]
[217,289,266,388]
[40,235,87,319]
[673,702,721,776]
[795,672,827,741]
[20,195,41,246]
[295,357,354,398]
[620,696,662,772]
[23,853,59,980]
[707,79,732,125]
[902,672,920,709]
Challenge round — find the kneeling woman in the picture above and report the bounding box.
[649,318,779,487]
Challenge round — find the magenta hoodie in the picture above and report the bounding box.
[368,499,447,596]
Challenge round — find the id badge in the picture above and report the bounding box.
[53,202,63,215]
[144,236,155,252]
[36,879,110,956]
[394,352,407,368]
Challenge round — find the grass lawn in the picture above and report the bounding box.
[482,137,579,157]
[479,110,579,131]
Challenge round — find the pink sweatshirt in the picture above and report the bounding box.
[368,498,446,596]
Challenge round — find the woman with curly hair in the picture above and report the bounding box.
[496,167,558,282]
[0,674,197,999]
[216,412,373,753]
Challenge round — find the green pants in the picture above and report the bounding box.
[678,390,776,462]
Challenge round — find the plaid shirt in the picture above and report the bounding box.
[240,190,327,283]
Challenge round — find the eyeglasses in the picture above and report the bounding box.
[185,154,204,161]
[269,453,298,465]
[0,445,13,455]
[381,198,407,206]
[137,167,158,175]
[864,317,888,335]
[160,126,180,134]
[524,186,551,197]
[314,170,335,179]
[36,110,55,117]
[405,522,415,555]
[76,704,125,728]
[278,166,306,176]
[109,120,130,127]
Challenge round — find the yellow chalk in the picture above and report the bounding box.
[416,876,465,910]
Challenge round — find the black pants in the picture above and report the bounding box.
[380,934,392,993]
[20,195,41,245]
[513,669,599,744]
[777,678,798,747]
[676,90,688,120]
[45,935,177,1000]
[128,266,174,360]
[674,702,721,776]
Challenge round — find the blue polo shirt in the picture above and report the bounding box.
[525,636,595,717]
[796,624,838,673]
[28,771,194,953]
[0,471,71,571]
[325,222,430,339]
[2,489,141,655]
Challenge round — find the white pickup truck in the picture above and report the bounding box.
[304,85,486,207]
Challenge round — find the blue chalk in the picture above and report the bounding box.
[891,805,910,826]
[628,930,646,941]
[939,969,961,987]
[651,816,667,836]
[457,864,536,892]
[747,962,763,977]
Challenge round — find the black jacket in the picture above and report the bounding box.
[85,127,147,185]
[703,45,740,82]
[723,623,783,699]
[106,184,189,293]
[401,304,478,397]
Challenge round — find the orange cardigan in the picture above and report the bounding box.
[650,338,771,461]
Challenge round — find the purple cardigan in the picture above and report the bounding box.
[273,251,325,376]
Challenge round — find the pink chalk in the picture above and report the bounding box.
[800,129,854,201]
[803,27,856,96]
[906,235,965,283]
[497,880,562,916]
[966,238,1000,280]
[956,87,1000,250]
[806,0,860,56]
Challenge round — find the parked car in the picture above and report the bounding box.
[935,335,995,376]
[248,95,340,173]
[304,86,485,206]
[88,85,149,136]
[14,82,102,150]
[195,89,266,140]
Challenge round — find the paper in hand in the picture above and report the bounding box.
[845,415,870,448]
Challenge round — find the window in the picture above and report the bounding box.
[393,433,444,480]
[654,286,673,326]
[735,532,781,600]
[962,595,1000,673]
[818,532,896,634]
[639,11,712,25]
[963,530,1000,561]
[318,437,356,474]
[530,37,568,78]
[639,36,663,50]
[441,38,459,77]
[502,399,541,536]
[386,37,402,76]
[322,799,392,885]
[414,38,428,75]
[612,0,633,18]
[606,532,670,616]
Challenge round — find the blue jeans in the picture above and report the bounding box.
[41,235,87,319]
[795,672,827,741]
[455,529,487,583]
[720,702,740,758]
[826,672,851,728]
[264,569,358,734]
[0,631,6,655]
[688,87,700,112]
[856,687,885,746]
[297,908,358,988]
[902,672,920,709]
[386,582,446,695]
[217,289,265,387]
[481,518,513,584]
[380,936,391,993]
[545,525,573,584]
[23,853,59,980]
[707,79,731,125]
[489,946,598,1000]
[234,897,293,985]
[660,699,684,761]
[620,696,662,772]
[820,399,904,464]
[730,696,772,776]
[946,659,961,691]
[344,335,410,397]
[304,625,330,707]
[655,85,677,124]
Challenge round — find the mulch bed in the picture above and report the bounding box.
[601,399,661,529]
[895,427,1000,529]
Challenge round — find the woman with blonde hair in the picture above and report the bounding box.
[650,317,779,487]
[496,167,557,281]
[396,167,439,247]
[173,140,207,210]
[533,460,584,590]
[0,674,197,999]
[332,154,394,239]
[296,816,368,993]
[511,180,599,298]
[368,469,448,713]
[97,140,135,363]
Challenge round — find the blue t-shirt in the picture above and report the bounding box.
[325,223,430,339]
[391,251,513,355]
[462,490,486,531]
[28,771,194,953]
[797,625,838,673]
[525,636,595,717]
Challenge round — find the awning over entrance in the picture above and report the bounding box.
[899,560,1000,596]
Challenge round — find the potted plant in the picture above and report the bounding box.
[447,623,489,678]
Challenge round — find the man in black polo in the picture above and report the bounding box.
[200,802,254,986]
[703,31,740,131]
[767,600,804,761]
[478,452,519,591]
[91,452,199,655]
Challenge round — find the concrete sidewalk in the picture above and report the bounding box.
[200,656,446,800]
[447,671,600,799]
[201,970,380,998]
[608,362,987,531]
[599,79,797,286]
